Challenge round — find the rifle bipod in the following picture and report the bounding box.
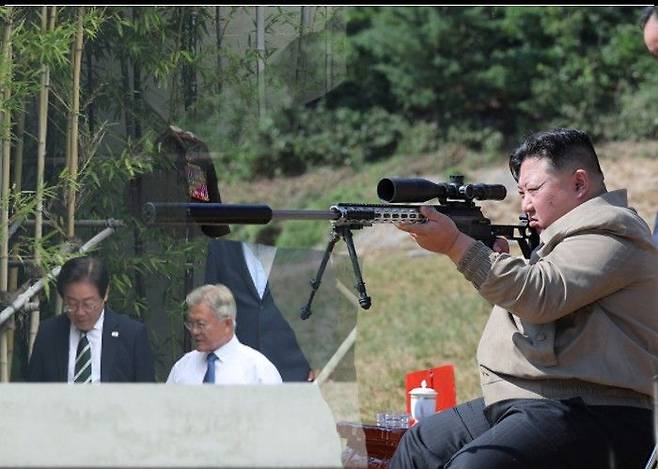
[300,224,371,320]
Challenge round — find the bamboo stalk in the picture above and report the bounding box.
[11,110,24,196]
[66,7,85,239]
[0,6,15,383]
[30,5,54,356]
[6,108,24,373]
[48,7,64,318]
[36,5,51,261]
[1,8,13,292]
[6,106,25,370]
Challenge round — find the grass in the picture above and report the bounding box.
[354,250,489,421]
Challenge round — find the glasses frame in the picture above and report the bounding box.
[183,321,210,333]
[183,316,232,333]
[63,297,104,314]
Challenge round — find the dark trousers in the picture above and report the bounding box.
[390,397,653,469]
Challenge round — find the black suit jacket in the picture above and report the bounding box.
[205,240,311,382]
[27,308,155,382]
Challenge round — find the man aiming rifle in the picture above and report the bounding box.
[390,127,658,469]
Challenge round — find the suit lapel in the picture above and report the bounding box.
[56,315,71,382]
[100,309,119,382]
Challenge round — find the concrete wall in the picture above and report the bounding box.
[0,383,344,467]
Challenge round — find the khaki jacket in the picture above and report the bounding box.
[458,190,658,408]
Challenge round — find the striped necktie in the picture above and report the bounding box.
[74,333,92,383]
[203,353,218,384]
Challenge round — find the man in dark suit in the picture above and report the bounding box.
[27,256,155,383]
[205,239,313,382]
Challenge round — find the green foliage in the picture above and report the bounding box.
[397,121,442,156]
[235,104,408,179]
[598,74,658,140]
[345,6,656,141]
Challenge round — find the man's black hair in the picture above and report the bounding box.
[509,128,603,182]
[57,256,110,298]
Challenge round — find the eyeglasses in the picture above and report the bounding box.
[64,298,104,313]
[184,317,231,332]
[183,321,210,333]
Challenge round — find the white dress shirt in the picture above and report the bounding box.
[242,242,276,299]
[166,334,282,385]
[68,309,104,383]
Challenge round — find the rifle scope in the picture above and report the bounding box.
[377,176,507,203]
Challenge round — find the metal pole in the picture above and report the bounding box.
[10,218,125,242]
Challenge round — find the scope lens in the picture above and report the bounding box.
[377,178,396,202]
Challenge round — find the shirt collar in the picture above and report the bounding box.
[212,333,239,362]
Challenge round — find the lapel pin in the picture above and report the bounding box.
[111,331,119,337]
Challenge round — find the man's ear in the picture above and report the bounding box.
[573,169,589,199]
[103,286,110,303]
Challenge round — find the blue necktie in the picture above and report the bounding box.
[203,353,218,383]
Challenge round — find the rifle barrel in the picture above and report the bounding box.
[143,202,337,226]
[272,209,338,221]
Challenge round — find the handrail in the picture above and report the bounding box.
[9,217,125,240]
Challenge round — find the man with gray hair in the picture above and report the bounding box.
[166,284,282,384]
